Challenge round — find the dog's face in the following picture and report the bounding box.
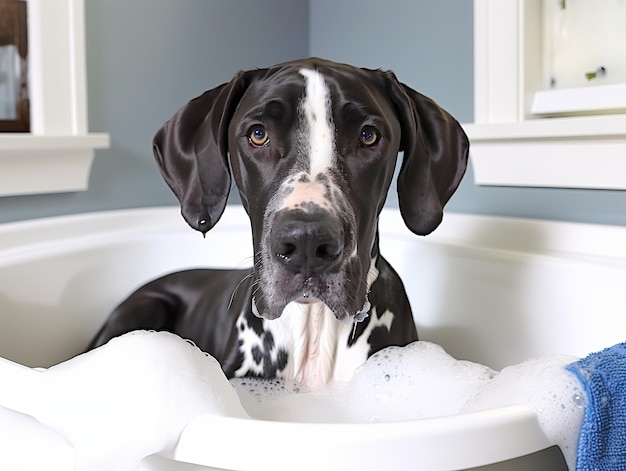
[227,65,402,321]
[153,58,469,323]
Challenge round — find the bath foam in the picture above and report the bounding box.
[0,332,585,470]
[231,341,496,423]
[462,354,585,471]
[232,342,585,470]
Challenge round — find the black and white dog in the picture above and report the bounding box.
[89,58,468,387]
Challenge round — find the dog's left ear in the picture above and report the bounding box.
[384,71,469,236]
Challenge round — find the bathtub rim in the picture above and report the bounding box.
[174,404,553,470]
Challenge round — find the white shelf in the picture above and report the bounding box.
[0,134,110,196]
[0,134,108,151]
[466,114,626,140]
[531,83,626,116]
[465,115,626,189]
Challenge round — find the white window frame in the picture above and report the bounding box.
[463,0,626,190]
[0,0,109,197]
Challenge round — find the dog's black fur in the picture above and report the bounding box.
[88,58,468,386]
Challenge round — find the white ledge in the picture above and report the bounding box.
[465,115,626,140]
[531,84,626,116]
[463,115,626,189]
[0,133,110,196]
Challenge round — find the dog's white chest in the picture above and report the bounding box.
[268,303,350,387]
[234,302,371,388]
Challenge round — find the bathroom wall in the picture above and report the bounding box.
[1,0,625,227]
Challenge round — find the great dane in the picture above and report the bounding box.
[88,58,469,388]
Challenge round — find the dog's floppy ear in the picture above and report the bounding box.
[384,71,469,236]
[153,70,257,235]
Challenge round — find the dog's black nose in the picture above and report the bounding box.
[271,211,344,276]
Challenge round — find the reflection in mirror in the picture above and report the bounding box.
[0,0,28,132]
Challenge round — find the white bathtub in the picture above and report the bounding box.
[1,205,625,470]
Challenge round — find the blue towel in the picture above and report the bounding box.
[566,342,626,471]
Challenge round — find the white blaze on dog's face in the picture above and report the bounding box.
[299,68,334,177]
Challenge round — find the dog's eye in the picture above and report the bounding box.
[248,125,269,147]
[359,126,379,147]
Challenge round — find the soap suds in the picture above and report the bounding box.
[232,342,496,423]
[1,331,248,471]
[0,333,585,470]
[462,354,584,470]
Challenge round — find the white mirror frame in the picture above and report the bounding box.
[0,0,109,197]
[463,0,626,190]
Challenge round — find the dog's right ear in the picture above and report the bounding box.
[153,71,256,235]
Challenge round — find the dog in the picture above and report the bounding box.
[88,58,469,387]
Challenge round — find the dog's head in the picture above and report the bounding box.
[154,58,468,322]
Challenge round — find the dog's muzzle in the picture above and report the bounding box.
[252,204,370,323]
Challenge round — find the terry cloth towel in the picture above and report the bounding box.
[566,342,626,471]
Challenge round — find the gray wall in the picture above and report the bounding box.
[1,0,625,226]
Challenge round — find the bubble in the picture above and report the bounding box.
[573,393,585,408]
